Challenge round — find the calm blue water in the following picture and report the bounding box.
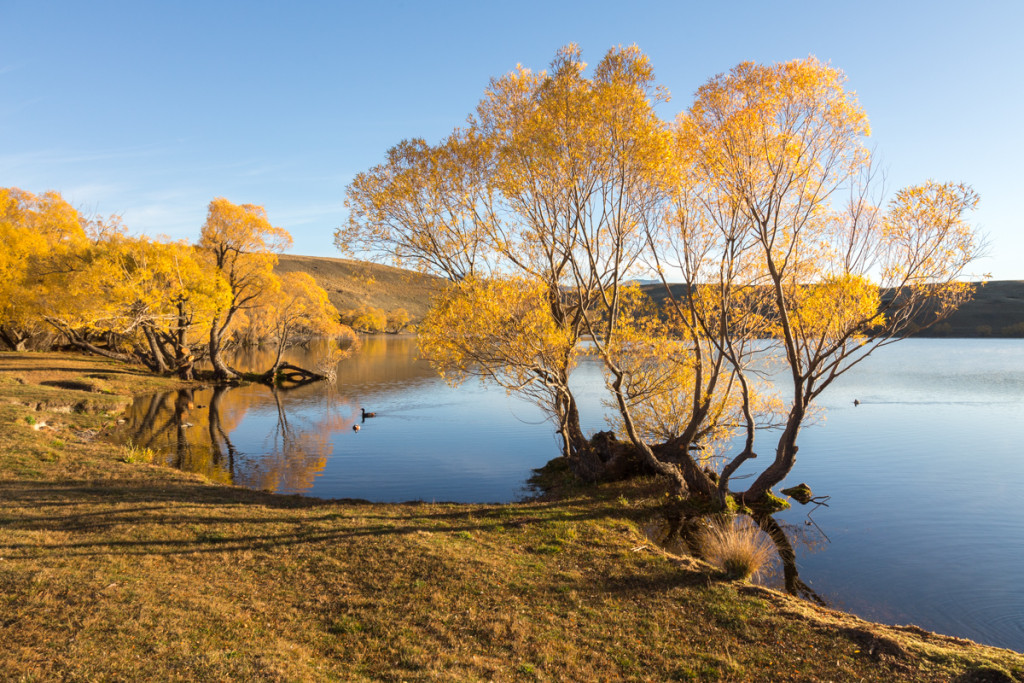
[759,339,1024,653]
[122,336,1024,652]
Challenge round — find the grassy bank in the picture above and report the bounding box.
[1,352,1022,681]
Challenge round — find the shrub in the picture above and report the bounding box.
[121,440,156,464]
[697,516,774,581]
[386,308,410,333]
[315,327,362,382]
[1000,322,1024,337]
[336,324,361,352]
[341,305,387,333]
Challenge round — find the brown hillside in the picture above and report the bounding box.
[275,254,447,323]
[921,280,1024,337]
[640,280,1024,338]
[279,254,1024,337]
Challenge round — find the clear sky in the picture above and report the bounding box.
[2,1,1021,278]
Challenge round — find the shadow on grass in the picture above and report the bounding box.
[0,479,647,560]
[0,365,154,377]
[584,562,718,594]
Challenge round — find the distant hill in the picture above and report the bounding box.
[920,280,1024,337]
[640,280,1024,338]
[279,254,1024,337]
[275,254,446,323]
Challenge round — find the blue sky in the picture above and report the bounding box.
[2,1,1021,278]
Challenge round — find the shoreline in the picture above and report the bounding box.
[1,350,1022,680]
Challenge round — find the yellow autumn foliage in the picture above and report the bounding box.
[419,276,578,413]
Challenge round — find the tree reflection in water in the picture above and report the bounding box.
[753,513,827,605]
[119,382,350,494]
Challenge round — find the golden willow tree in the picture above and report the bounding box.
[0,188,90,351]
[198,197,294,380]
[1,187,228,374]
[235,271,349,380]
[2,189,346,383]
[674,59,981,505]
[343,45,692,476]
[342,48,982,507]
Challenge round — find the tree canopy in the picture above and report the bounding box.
[1,190,349,383]
[342,47,983,506]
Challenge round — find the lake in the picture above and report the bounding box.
[120,336,1024,652]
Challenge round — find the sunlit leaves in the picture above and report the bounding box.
[680,57,869,225]
[1,189,341,378]
[786,275,883,345]
[239,271,344,368]
[419,275,577,414]
[346,48,982,499]
[199,197,295,377]
[340,132,493,280]
[677,58,982,500]
[0,188,89,335]
[199,197,291,307]
[881,181,980,284]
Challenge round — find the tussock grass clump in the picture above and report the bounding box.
[120,440,155,464]
[699,515,774,581]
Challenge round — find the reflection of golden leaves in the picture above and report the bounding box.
[242,389,365,494]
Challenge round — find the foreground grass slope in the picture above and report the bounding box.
[1,352,1022,681]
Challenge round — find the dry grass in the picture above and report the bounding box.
[1,350,1023,681]
[275,254,445,324]
[120,439,156,463]
[698,516,775,582]
[278,254,1024,337]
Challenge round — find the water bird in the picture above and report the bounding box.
[853,399,860,406]
[361,408,377,419]
[352,424,360,432]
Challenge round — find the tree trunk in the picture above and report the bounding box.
[168,300,196,380]
[142,325,170,374]
[266,333,287,378]
[675,448,717,500]
[741,404,804,504]
[45,318,138,364]
[0,326,28,351]
[556,386,606,481]
[260,363,326,387]
[209,318,238,380]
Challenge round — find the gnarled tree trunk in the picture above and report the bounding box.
[0,325,29,351]
[209,317,239,381]
[741,404,805,505]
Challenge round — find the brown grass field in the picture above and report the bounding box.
[1,352,1022,681]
